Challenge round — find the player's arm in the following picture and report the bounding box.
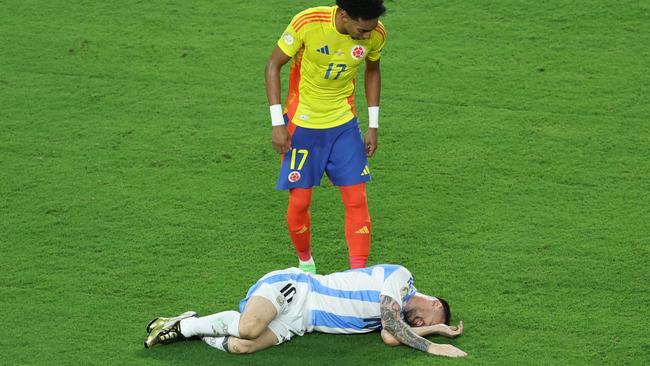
[364,58,381,108]
[265,46,292,154]
[380,321,464,346]
[379,295,467,357]
[265,46,291,106]
[363,59,381,157]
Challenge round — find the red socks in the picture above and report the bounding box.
[286,188,312,261]
[286,184,371,268]
[339,183,371,269]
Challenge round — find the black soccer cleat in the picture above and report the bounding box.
[144,311,197,348]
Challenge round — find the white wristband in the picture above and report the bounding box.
[368,106,379,128]
[270,104,284,126]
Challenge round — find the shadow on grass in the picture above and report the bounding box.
[134,332,434,366]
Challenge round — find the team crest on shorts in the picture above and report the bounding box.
[288,171,301,182]
[276,295,285,306]
[351,45,365,60]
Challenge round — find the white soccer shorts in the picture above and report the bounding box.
[241,268,311,345]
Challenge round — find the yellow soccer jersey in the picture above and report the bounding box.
[277,6,386,129]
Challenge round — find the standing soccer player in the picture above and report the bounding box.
[265,0,387,273]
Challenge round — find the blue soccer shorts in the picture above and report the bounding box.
[275,117,371,190]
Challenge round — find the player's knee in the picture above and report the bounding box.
[287,192,312,229]
[238,326,263,340]
[340,186,368,210]
[345,199,367,211]
[344,198,370,220]
[288,188,312,212]
[238,316,265,339]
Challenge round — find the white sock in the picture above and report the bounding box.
[299,257,314,266]
[180,311,240,338]
[202,336,230,352]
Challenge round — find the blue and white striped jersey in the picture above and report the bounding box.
[239,264,417,334]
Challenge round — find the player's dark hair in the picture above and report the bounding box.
[438,297,451,325]
[336,0,386,20]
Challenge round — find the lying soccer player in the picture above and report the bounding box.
[144,264,467,358]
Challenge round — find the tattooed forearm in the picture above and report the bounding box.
[380,295,432,352]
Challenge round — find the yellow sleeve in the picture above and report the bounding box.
[276,15,305,57]
[367,22,387,62]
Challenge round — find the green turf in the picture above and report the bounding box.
[1,0,649,364]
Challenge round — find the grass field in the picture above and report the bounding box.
[1,0,649,365]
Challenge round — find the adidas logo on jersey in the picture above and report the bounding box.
[360,165,371,176]
[316,45,330,55]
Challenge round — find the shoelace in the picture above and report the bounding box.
[159,328,178,342]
